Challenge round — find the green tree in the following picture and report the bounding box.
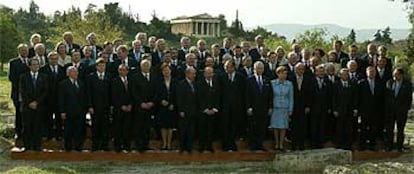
[48,6,124,46]
[147,12,178,41]
[347,29,356,43]
[382,26,392,44]
[295,28,330,50]
[0,9,24,71]
[373,30,382,42]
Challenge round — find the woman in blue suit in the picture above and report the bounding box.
[269,66,294,151]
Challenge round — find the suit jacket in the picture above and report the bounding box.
[8,57,29,101]
[59,78,87,118]
[249,48,261,62]
[142,45,151,53]
[357,78,384,121]
[197,51,211,62]
[131,71,158,112]
[335,51,349,63]
[176,79,198,118]
[66,43,81,55]
[197,77,221,113]
[384,79,412,116]
[39,64,66,107]
[81,45,103,59]
[245,76,273,117]
[64,62,92,80]
[156,78,177,110]
[151,50,165,67]
[311,76,332,115]
[86,72,112,112]
[128,49,144,62]
[19,72,48,111]
[111,76,134,112]
[375,67,392,87]
[219,48,234,58]
[332,80,358,115]
[108,58,139,75]
[178,48,189,62]
[219,72,245,110]
[283,64,296,81]
[289,75,313,116]
[239,67,254,79]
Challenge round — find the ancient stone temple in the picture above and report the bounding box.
[170,13,221,38]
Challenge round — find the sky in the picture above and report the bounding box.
[0,0,411,29]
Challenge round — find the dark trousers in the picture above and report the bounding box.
[13,100,22,137]
[248,113,266,150]
[178,117,195,152]
[291,112,306,150]
[360,113,377,149]
[63,116,85,151]
[384,112,408,150]
[113,111,133,151]
[91,111,110,150]
[22,109,42,150]
[336,112,353,150]
[221,107,238,151]
[44,109,60,139]
[135,110,152,150]
[198,113,215,151]
[310,111,326,149]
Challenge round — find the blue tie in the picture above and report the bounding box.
[258,76,263,92]
[189,82,195,93]
[395,82,400,97]
[32,75,37,89]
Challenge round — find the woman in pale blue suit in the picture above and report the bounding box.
[269,66,293,151]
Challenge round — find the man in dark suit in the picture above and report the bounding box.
[81,32,103,60]
[340,45,364,73]
[39,52,66,139]
[19,59,48,151]
[219,61,245,151]
[378,46,393,71]
[151,39,166,67]
[333,40,349,63]
[131,59,158,152]
[384,68,412,152]
[376,57,392,86]
[178,37,191,62]
[59,66,87,151]
[63,31,81,55]
[177,67,198,153]
[245,61,273,151]
[232,46,244,71]
[197,39,210,63]
[239,56,254,78]
[109,45,139,75]
[32,43,48,67]
[64,49,91,81]
[128,40,144,63]
[360,43,379,70]
[219,37,234,58]
[111,64,134,152]
[284,52,298,81]
[86,58,112,151]
[249,35,265,62]
[324,63,340,140]
[197,67,220,153]
[8,43,30,139]
[288,63,313,150]
[176,53,200,81]
[358,66,384,151]
[310,65,332,149]
[347,60,364,83]
[332,68,359,150]
[135,32,151,53]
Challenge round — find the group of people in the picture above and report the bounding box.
[8,32,412,154]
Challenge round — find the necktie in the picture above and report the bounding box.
[145,73,150,81]
[344,81,348,88]
[297,76,302,91]
[318,78,323,89]
[228,74,232,82]
[369,80,374,95]
[73,80,78,89]
[123,77,128,91]
[394,81,400,97]
[32,74,37,89]
[209,80,213,88]
[99,73,104,80]
[190,82,195,92]
[258,76,263,92]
